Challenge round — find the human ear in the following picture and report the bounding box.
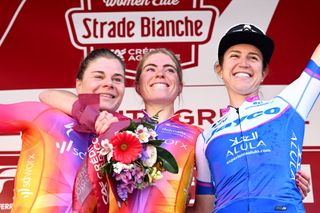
[178,82,183,95]
[215,62,223,79]
[261,67,269,82]
[76,79,82,93]
[135,84,141,95]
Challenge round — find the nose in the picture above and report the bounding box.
[239,57,250,67]
[155,69,165,78]
[102,77,114,88]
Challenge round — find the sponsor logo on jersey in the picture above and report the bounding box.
[18,153,35,198]
[56,123,86,160]
[289,131,302,179]
[225,131,271,164]
[208,106,282,140]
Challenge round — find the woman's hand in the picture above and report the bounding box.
[296,170,311,199]
[95,111,119,135]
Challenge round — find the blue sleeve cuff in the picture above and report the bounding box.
[306,59,320,75]
[195,180,215,195]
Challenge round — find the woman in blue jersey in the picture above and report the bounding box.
[193,24,319,212]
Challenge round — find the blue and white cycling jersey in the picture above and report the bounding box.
[195,60,320,213]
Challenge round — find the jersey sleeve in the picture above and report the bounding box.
[0,102,49,133]
[195,133,215,195]
[278,60,320,120]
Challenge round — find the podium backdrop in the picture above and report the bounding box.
[0,0,319,212]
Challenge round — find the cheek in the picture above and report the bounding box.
[78,82,93,93]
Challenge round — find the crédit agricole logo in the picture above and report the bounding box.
[66,0,231,86]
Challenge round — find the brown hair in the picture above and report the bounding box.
[76,48,126,80]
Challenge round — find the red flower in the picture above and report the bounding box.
[110,131,142,164]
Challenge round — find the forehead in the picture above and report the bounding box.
[86,57,124,74]
[226,43,262,56]
[144,52,175,66]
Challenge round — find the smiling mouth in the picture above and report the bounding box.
[151,82,169,87]
[234,72,252,77]
[100,93,115,99]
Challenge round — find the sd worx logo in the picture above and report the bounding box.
[65,0,231,86]
[56,123,86,160]
[56,140,73,154]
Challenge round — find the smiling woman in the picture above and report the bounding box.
[192,23,319,213]
[39,48,126,115]
[135,48,183,108]
[38,48,203,213]
[117,48,202,213]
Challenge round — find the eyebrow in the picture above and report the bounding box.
[228,50,261,57]
[113,73,125,78]
[92,70,125,78]
[143,63,177,70]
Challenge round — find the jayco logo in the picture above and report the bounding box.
[210,107,281,138]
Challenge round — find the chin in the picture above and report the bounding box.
[100,105,116,113]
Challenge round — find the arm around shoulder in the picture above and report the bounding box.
[39,90,77,115]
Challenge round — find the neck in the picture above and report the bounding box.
[229,92,259,108]
[144,103,175,123]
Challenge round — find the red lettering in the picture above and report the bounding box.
[82,18,92,39]
[141,16,203,37]
[141,17,150,36]
[176,109,194,124]
[82,18,135,39]
[126,110,144,119]
[198,109,216,125]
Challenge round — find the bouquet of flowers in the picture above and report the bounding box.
[99,114,178,203]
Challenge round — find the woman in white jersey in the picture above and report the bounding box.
[192,24,318,213]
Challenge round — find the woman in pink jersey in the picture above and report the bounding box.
[40,48,202,212]
[0,48,126,213]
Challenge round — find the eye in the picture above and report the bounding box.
[230,54,239,59]
[113,76,124,83]
[249,55,259,61]
[145,67,155,72]
[166,68,177,73]
[94,75,103,79]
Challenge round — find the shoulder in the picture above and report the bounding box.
[172,113,203,133]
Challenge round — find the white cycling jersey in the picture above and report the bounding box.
[196,60,320,213]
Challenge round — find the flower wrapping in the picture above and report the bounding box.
[100,114,179,204]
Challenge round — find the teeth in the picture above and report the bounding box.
[101,94,115,98]
[152,83,168,87]
[235,73,250,77]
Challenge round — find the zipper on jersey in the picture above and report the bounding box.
[233,106,250,212]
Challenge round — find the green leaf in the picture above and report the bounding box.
[156,146,178,174]
[122,119,137,132]
[149,139,164,146]
[141,121,155,129]
[100,162,113,176]
[151,110,162,124]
